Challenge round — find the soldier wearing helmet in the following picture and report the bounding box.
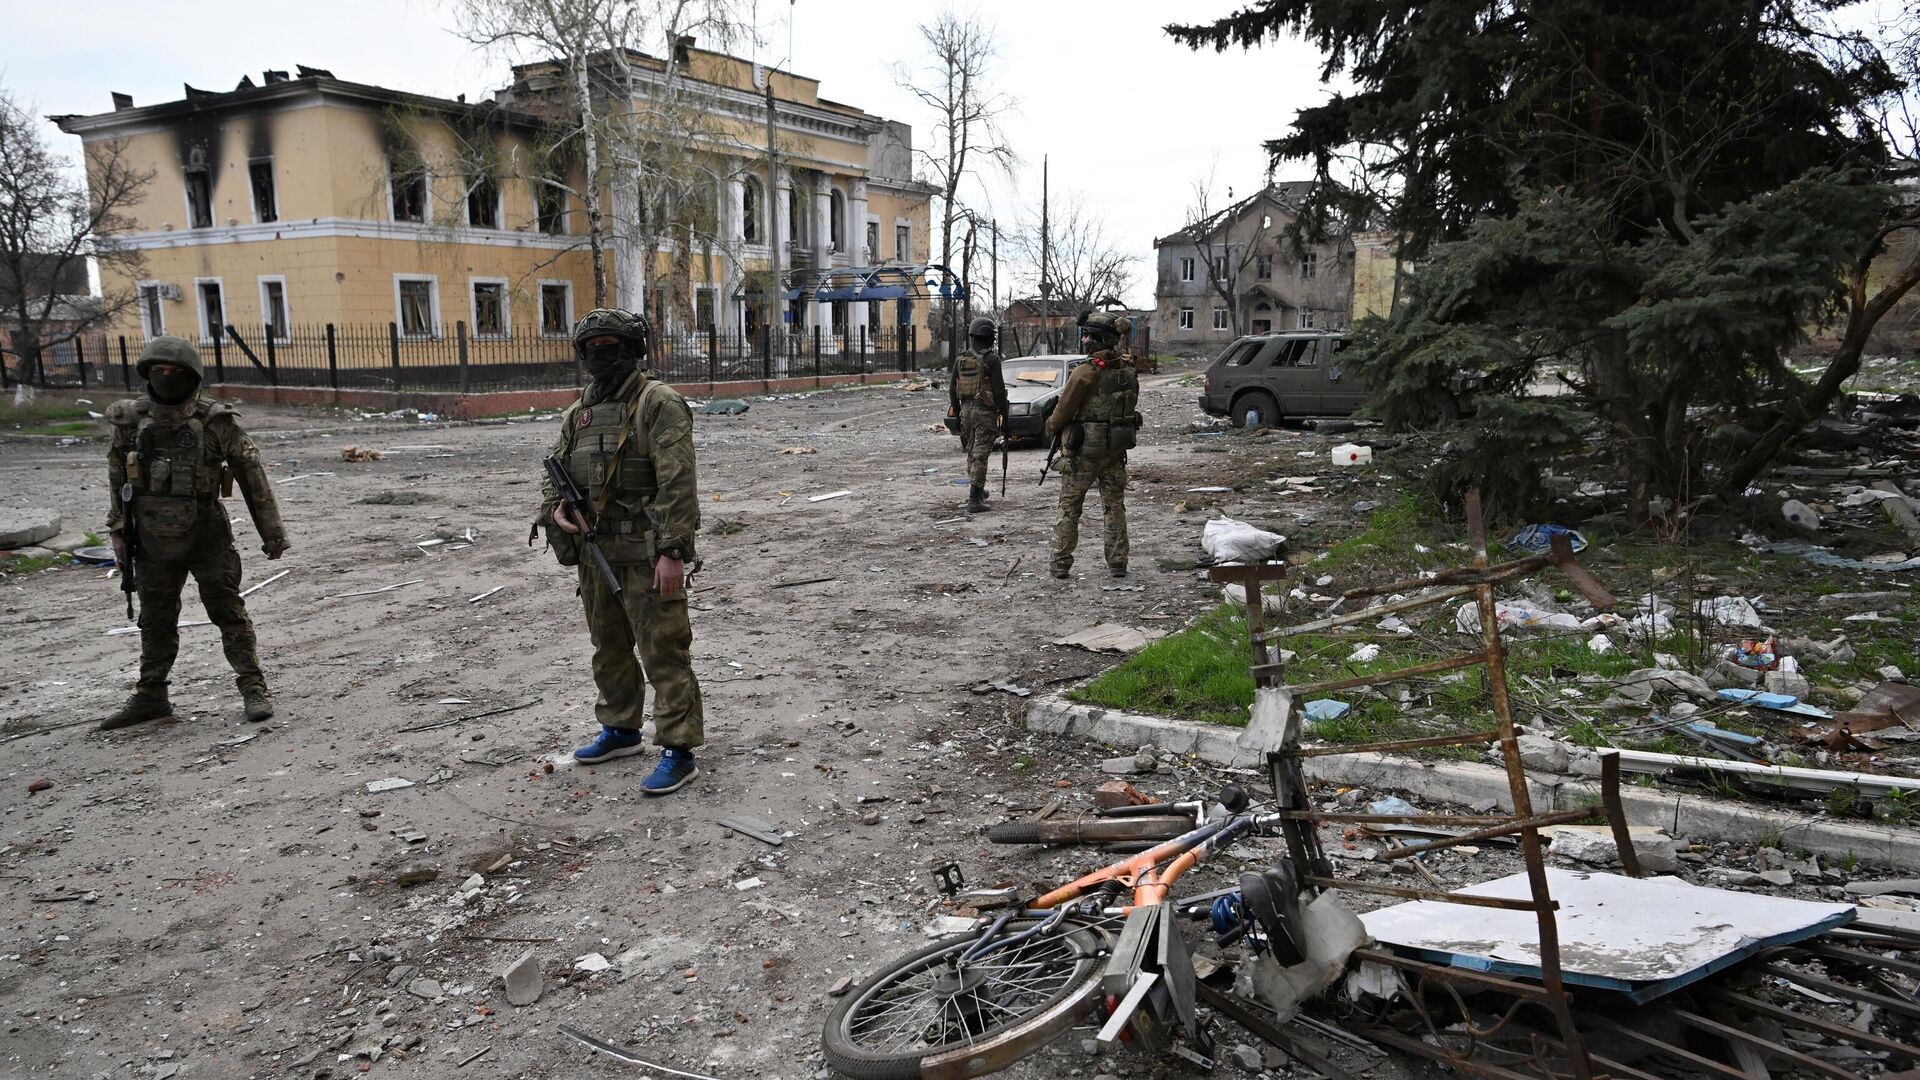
[537,308,706,795]
[948,316,1009,513]
[99,335,290,730]
[1043,311,1141,578]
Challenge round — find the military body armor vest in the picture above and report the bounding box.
[1077,354,1141,454]
[953,351,993,405]
[125,403,225,561]
[561,376,667,564]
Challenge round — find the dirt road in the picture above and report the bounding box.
[1,374,1357,1079]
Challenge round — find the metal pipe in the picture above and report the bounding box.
[1610,747,1920,796]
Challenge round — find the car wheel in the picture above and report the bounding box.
[1232,391,1280,430]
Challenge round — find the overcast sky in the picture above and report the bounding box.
[5,0,1342,307]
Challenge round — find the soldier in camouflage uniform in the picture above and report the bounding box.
[539,309,706,795]
[949,317,1009,513]
[101,336,290,730]
[1045,312,1141,579]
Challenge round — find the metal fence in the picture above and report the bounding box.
[2,321,936,394]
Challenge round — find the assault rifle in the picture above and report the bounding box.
[543,454,622,596]
[117,484,138,620]
[1037,431,1061,487]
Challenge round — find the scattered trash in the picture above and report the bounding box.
[340,445,384,462]
[771,575,837,589]
[1735,638,1779,670]
[502,950,543,1006]
[1186,486,1233,494]
[1331,442,1373,466]
[1455,601,1583,634]
[778,445,818,455]
[1053,624,1164,653]
[1201,517,1286,563]
[466,586,505,603]
[971,678,1032,698]
[1716,687,1832,718]
[357,490,438,505]
[1346,643,1381,663]
[27,778,52,794]
[1692,595,1766,628]
[1303,699,1350,722]
[327,578,424,600]
[1759,539,1920,572]
[718,816,785,846]
[807,490,853,503]
[699,399,750,415]
[276,472,334,485]
[1507,525,1589,554]
[1586,633,1615,654]
[1101,751,1158,775]
[1780,498,1823,531]
[733,877,765,891]
[366,777,415,793]
[1367,796,1419,817]
[573,953,613,973]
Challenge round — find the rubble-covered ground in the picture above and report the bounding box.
[3,368,1916,1079]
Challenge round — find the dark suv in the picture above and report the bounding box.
[1197,332,1367,428]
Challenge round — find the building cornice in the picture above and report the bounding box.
[100,217,585,253]
[54,77,551,139]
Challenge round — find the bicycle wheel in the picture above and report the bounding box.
[986,816,1193,845]
[821,920,1109,1080]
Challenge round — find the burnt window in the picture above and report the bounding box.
[1301,252,1318,280]
[865,220,878,260]
[139,284,165,336]
[467,175,500,229]
[249,159,277,223]
[540,283,571,335]
[742,178,761,243]
[895,224,910,259]
[472,281,506,336]
[185,169,213,229]
[1255,254,1272,280]
[398,278,436,336]
[391,166,426,223]
[261,279,288,339]
[197,281,224,338]
[696,287,716,332]
[535,177,566,234]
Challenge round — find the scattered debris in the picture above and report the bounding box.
[1507,524,1588,554]
[465,585,505,603]
[1053,623,1164,653]
[699,399,750,415]
[502,950,543,1006]
[1201,517,1286,564]
[340,445,384,462]
[778,445,818,455]
[1330,442,1373,466]
[807,490,853,502]
[717,816,785,846]
[365,777,415,793]
[971,678,1032,698]
[327,578,424,600]
[27,778,53,794]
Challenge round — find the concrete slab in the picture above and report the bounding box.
[0,508,60,549]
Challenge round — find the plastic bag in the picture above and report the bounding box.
[1202,517,1286,563]
[1506,524,1588,554]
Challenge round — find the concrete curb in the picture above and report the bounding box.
[1027,694,1920,870]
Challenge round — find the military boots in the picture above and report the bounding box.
[99,693,173,731]
[967,485,990,514]
[240,681,275,723]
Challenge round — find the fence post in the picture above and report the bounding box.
[211,331,225,384]
[859,323,867,369]
[389,322,403,391]
[761,325,771,382]
[119,336,132,389]
[325,324,339,390]
[263,325,278,387]
[708,324,718,385]
[75,335,87,387]
[456,320,470,394]
[812,324,821,383]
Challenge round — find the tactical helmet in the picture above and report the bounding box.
[1079,311,1126,349]
[135,335,205,380]
[967,317,997,346]
[572,308,652,362]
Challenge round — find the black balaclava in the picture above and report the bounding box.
[147,365,201,406]
[583,339,631,382]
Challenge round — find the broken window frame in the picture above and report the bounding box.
[184,168,213,229]
[741,177,762,243]
[539,281,573,337]
[696,287,718,333]
[1301,252,1318,280]
[466,174,501,230]
[195,278,225,341]
[1177,307,1195,331]
[1255,254,1273,280]
[829,188,845,252]
[248,158,278,224]
[390,164,428,224]
[258,276,290,341]
[534,175,567,235]
[470,278,509,338]
[864,220,878,261]
[895,223,910,260]
[1179,256,1195,283]
[395,275,439,338]
[1298,309,1315,329]
[137,282,166,337]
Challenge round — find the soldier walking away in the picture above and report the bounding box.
[101,336,289,730]
[537,309,706,796]
[949,317,1009,513]
[1045,312,1141,579]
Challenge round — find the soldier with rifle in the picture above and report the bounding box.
[535,309,706,795]
[1044,312,1141,579]
[947,317,1009,513]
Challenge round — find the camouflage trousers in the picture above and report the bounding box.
[133,537,265,700]
[578,560,705,749]
[959,402,999,492]
[1051,451,1129,574]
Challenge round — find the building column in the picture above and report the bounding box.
[610,164,644,314]
[724,166,745,337]
[813,180,835,345]
[847,178,870,355]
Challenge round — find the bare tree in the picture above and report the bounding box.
[894,9,1015,312]
[1010,193,1133,352]
[0,87,150,390]
[1183,177,1264,338]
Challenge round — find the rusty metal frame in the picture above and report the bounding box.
[1209,490,1641,1080]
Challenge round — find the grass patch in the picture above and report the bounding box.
[1074,605,1255,727]
[1,400,93,426]
[1,552,73,573]
[23,420,98,436]
[1316,493,1452,576]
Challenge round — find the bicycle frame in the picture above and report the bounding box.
[1031,813,1268,911]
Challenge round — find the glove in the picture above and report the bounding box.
[263,537,290,560]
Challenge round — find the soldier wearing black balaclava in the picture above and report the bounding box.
[948,317,1009,513]
[101,336,289,730]
[536,309,706,796]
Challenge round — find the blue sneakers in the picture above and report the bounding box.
[574,726,646,764]
[641,748,699,795]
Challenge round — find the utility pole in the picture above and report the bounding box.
[1039,155,1051,354]
[990,219,998,327]
[765,73,781,351]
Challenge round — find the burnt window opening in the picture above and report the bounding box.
[895,224,910,260]
[249,159,277,223]
[472,281,506,336]
[865,220,878,261]
[742,178,761,243]
[695,287,716,333]
[197,281,224,339]
[262,280,289,338]
[139,284,165,336]
[1301,252,1319,280]
[391,167,426,223]
[829,189,845,252]
[535,178,566,234]
[398,278,436,336]
[467,175,500,229]
[1255,254,1272,281]
[185,169,213,229]
[540,283,571,335]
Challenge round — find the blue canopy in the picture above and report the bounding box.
[852,284,911,300]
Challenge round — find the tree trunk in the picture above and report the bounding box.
[1718,242,1920,499]
[574,57,609,309]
